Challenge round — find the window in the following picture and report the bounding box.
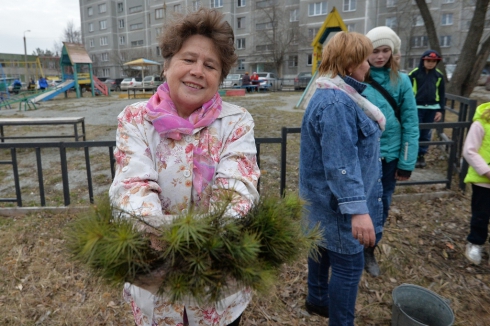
[237,17,245,28]
[129,5,143,13]
[411,36,428,47]
[440,35,451,47]
[155,8,163,19]
[257,0,275,8]
[256,44,273,51]
[119,19,125,28]
[174,4,181,12]
[385,17,397,29]
[346,23,355,31]
[408,58,417,68]
[88,7,93,16]
[442,0,454,3]
[288,55,298,67]
[236,38,246,49]
[256,22,275,30]
[119,36,126,45]
[102,68,110,76]
[88,23,94,32]
[309,2,327,16]
[99,20,107,30]
[193,1,201,10]
[98,3,106,13]
[413,15,424,26]
[156,27,162,36]
[237,59,245,70]
[131,40,144,47]
[308,28,320,40]
[211,0,223,8]
[238,0,246,7]
[100,36,108,46]
[387,0,396,7]
[290,9,299,22]
[89,39,94,47]
[156,46,161,56]
[130,23,144,30]
[441,13,453,25]
[343,0,356,12]
[101,53,108,61]
[307,54,313,66]
[117,2,124,12]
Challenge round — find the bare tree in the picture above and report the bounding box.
[63,21,83,45]
[414,0,490,96]
[32,48,54,56]
[254,0,299,77]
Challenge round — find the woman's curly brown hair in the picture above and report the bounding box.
[158,8,236,83]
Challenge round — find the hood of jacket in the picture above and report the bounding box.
[418,50,442,69]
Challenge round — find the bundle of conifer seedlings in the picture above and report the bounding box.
[66,192,322,305]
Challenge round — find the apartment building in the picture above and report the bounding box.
[79,0,489,79]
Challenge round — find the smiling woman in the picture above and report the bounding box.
[108,8,260,326]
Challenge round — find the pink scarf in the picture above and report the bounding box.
[145,82,222,197]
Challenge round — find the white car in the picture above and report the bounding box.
[120,77,143,91]
[221,74,242,88]
[257,72,280,91]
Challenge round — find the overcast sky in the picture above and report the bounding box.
[0,0,81,55]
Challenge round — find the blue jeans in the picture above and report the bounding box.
[307,247,364,325]
[377,159,398,244]
[418,109,437,155]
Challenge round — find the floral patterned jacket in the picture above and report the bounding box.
[109,100,260,326]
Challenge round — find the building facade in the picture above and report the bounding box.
[79,0,490,79]
[0,53,61,82]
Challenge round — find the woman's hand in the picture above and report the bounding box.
[351,214,375,247]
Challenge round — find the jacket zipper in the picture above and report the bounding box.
[404,142,408,161]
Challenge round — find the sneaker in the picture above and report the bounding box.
[415,155,426,168]
[465,242,482,265]
[305,300,329,318]
[364,246,380,277]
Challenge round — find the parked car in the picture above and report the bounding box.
[447,64,488,86]
[120,77,142,91]
[484,73,490,91]
[222,74,242,88]
[294,72,313,90]
[7,81,27,93]
[445,64,456,81]
[103,78,123,92]
[142,75,163,90]
[478,69,489,86]
[48,79,63,87]
[256,72,280,91]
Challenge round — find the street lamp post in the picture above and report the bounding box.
[23,30,31,83]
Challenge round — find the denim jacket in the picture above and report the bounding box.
[299,76,383,254]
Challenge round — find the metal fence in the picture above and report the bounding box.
[0,93,477,208]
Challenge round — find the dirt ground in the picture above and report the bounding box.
[0,89,489,325]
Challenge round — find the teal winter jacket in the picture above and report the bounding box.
[363,67,419,171]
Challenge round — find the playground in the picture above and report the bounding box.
[0,42,111,112]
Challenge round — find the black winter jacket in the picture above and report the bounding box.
[408,51,445,112]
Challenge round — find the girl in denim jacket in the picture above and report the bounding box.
[300,32,384,325]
